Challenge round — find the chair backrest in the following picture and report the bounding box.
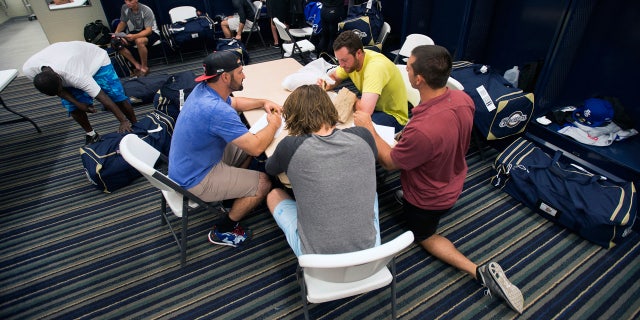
[252,1,262,21]
[397,33,435,61]
[396,64,463,106]
[446,77,465,90]
[242,1,263,32]
[396,64,420,107]
[169,6,198,23]
[272,17,293,42]
[298,231,414,283]
[119,134,192,217]
[376,21,391,46]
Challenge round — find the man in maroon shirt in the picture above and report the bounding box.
[354,45,524,314]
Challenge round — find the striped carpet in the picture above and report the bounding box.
[1,46,639,320]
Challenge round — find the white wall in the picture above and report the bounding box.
[0,0,31,24]
[29,0,107,43]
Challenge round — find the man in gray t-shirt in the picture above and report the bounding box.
[114,0,161,77]
[265,85,381,255]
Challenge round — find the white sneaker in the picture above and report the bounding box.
[477,262,524,314]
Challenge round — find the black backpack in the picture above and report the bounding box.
[84,20,111,46]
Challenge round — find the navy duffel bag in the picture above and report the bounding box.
[79,112,174,193]
[492,137,637,248]
[451,61,534,140]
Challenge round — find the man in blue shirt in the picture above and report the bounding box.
[169,51,282,247]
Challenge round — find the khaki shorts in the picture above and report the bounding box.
[227,16,254,32]
[188,143,259,202]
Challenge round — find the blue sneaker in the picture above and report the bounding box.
[208,224,251,247]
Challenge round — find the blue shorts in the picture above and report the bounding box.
[61,64,129,114]
[272,194,381,256]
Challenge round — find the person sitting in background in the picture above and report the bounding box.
[265,84,380,255]
[114,0,161,77]
[169,50,282,248]
[266,0,290,47]
[354,44,524,314]
[317,0,345,56]
[221,0,257,41]
[22,41,137,145]
[320,30,408,133]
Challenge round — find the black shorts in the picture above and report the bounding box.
[266,0,290,24]
[128,30,161,46]
[402,197,451,242]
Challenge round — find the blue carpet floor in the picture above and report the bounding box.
[1,47,639,319]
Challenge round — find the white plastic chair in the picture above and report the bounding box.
[166,5,211,61]
[396,64,464,107]
[446,77,465,90]
[119,134,227,267]
[393,33,435,63]
[169,6,197,22]
[243,1,266,47]
[297,231,414,320]
[396,64,420,107]
[273,17,316,62]
[289,25,313,38]
[373,21,391,51]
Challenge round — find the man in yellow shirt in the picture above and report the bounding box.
[321,30,408,132]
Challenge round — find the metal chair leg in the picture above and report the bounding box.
[0,96,41,133]
[391,257,397,320]
[180,198,189,267]
[297,266,311,320]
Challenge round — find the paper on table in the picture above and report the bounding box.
[373,124,397,147]
[338,121,396,146]
[249,113,284,137]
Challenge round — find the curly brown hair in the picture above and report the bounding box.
[283,85,339,136]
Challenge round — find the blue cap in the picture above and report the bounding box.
[572,98,614,127]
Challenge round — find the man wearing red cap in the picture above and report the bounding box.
[169,50,283,248]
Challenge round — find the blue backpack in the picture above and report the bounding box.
[304,2,322,35]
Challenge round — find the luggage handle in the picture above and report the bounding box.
[546,151,600,185]
[520,150,598,185]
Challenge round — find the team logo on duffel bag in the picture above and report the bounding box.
[499,111,528,128]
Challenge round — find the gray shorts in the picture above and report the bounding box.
[227,15,254,32]
[188,143,259,202]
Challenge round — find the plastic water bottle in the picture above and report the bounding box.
[504,66,519,88]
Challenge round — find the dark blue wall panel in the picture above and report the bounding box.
[460,0,567,74]
[545,0,640,125]
[100,0,233,26]
[382,0,467,57]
